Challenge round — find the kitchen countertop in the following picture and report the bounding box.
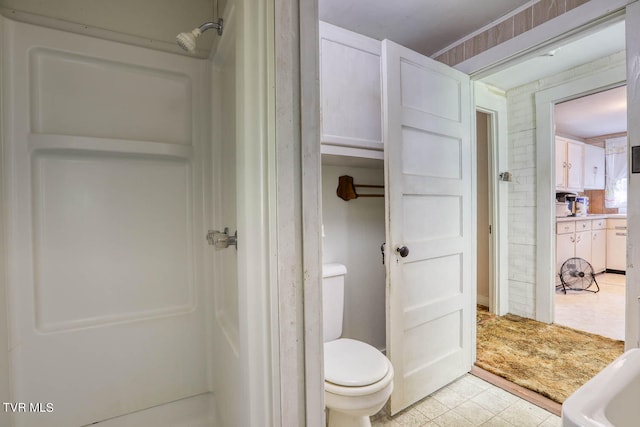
[556,214,626,222]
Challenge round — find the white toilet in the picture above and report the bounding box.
[322,263,394,427]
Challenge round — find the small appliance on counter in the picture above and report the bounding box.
[556,192,576,217]
[555,201,571,217]
[574,196,589,216]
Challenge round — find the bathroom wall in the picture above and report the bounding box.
[321,164,386,350]
[0,16,9,427]
[0,16,214,426]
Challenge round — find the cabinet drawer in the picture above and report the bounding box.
[556,221,575,234]
[591,219,606,230]
[607,219,627,230]
[575,220,591,231]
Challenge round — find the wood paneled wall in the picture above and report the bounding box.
[435,0,591,66]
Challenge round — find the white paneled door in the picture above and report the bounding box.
[383,40,473,415]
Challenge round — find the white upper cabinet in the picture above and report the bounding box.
[319,22,383,159]
[583,144,605,190]
[556,136,584,192]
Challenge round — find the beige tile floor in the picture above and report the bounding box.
[372,374,561,427]
[554,272,625,340]
[369,273,624,426]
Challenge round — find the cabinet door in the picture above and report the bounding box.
[555,138,567,190]
[583,144,605,189]
[319,22,383,151]
[575,230,592,263]
[592,218,606,230]
[556,232,575,281]
[591,230,606,273]
[566,140,584,191]
[606,229,627,271]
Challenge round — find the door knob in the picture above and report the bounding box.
[396,246,409,257]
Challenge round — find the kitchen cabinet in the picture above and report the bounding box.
[573,220,592,272]
[591,218,607,273]
[556,136,584,192]
[583,144,605,190]
[319,22,383,159]
[606,219,627,271]
[556,220,576,285]
[556,218,607,282]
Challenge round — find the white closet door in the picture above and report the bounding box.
[383,40,473,414]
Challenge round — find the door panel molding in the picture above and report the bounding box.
[384,39,473,415]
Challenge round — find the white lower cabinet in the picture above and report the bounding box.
[574,230,592,261]
[606,219,627,271]
[556,218,608,281]
[556,221,576,284]
[591,229,606,273]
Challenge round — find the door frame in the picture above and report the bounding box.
[0,15,9,427]
[625,0,640,351]
[296,0,640,423]
[475,82,509,316]
[534,67,627,324]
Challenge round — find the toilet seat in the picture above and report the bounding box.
[324,338,389,387]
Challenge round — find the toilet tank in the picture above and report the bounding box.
[322,263,347,342]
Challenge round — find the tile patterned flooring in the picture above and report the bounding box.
[371,273,625,426]
[554,272,625,340]
[372,374,561,427]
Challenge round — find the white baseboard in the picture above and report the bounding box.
[477,295,490,308]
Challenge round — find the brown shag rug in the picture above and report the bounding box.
[476,306,624,403]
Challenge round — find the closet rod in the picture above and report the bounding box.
[336,175,384,201]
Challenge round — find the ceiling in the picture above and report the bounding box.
[480,19,627,139]
[1,0,532,59]
[555,85,627,139]
[320,0,531,57]
[480,20,626,91]
[0,0,628,139]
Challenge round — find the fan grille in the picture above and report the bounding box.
[558,257,599,293]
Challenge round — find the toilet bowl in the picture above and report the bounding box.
[324,338,394,427]
[322,264,394,427]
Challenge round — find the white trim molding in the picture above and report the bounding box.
[535,67,626,324]
[459,0,630,77]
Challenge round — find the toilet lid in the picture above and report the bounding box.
[324,338,389,387]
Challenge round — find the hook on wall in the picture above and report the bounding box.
[499,171,513,182]
[336,175,384,201]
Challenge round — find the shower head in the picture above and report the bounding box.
[176,19,224,53]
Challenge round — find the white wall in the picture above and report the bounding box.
[625,1,640,350]
[0,16,213,427]
[321,164,386,350]
[0,15,9,427]
[506,50,627,318]
[0,0,218,58]
[477,112,490,306]
[209,3,239,425]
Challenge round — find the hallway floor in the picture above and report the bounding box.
[371,374,561,427]
[554,272,625,340]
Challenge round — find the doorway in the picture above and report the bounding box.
[471,15,629,408]
[476,111,493,310]
[553,86,628,341]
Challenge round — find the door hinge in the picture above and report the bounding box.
[207,227,237,249]
[489,224,492,234]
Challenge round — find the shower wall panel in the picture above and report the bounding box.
[1,18,211,427]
